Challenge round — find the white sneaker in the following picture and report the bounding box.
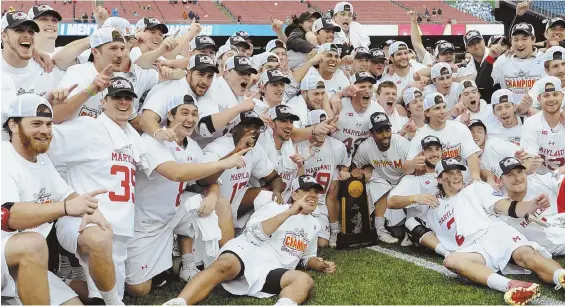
[179,259,200,282]
[163,298,187,306]
[400,235,413,247]
[329,231,338,248]
[376,227,399,244]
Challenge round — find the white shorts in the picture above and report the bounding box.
[232,186,251,229]
[1,232,77,304]
[366,177,393,213]
[219,238,283,299]
[126,198,199,285]
[456,224,551,274]
[56,216,129,299]
[505,216,565,256]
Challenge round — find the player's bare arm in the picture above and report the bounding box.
[306,257,337,274]
[263,170,285,204]
[197,183,221,217]
[388,193,439,209]
[140,109,171,141]
[201,96,255,135]
[493,194,551,218]
[51,36,90,70]
[290,116,338,143]
[466,152,482,181]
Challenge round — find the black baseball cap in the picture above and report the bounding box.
[105,77,138,98]
[28,4,62,21]
[228,36,251,50]
[435,42,455,55]
[291,175,324,193]
[190,35,218,51]
[312,17,341,33]
[237,111,264,127]
[136,17,168,34]
[351,72,377,84]
[468,119,487,133]
[224,55,258,74]
[378,39,395,49]
[369,112,392,131]
[511,22,534,37]
[421,135,442,149]
[260,69,291,86]
[268,105,300,121]
[546,17,565,31]
[1,11,40,32]
[298,11,322,23]
[463,30,483,47]
[499,157,526,177]
[435,158,467,177]
[233,30,252,41]
[354,47,371,60]
[369,48,386,62]
[188,54,219,73]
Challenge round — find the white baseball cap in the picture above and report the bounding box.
[544,46,565,63]
[306,109,328,126]
[254,52,280,68]
[301,74,326,91]
[403,87,423,105]
[334,2,353,14]
[424,92,447,111]
[102,17,134,37]
[491,89,516,105]
[265,39,287,52]
[3,94,53,125]
[165,94,197,114]
[431,62,452,79]
[317,43,341,55]
[456,80,477,98]
[530,76,563,98]
[388,41,408,57]
[216,44,238,60]
[90,27,125,48]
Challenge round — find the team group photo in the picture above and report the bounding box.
[0,0,564,305]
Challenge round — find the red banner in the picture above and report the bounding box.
[397,24,467,36]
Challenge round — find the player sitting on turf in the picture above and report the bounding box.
[297,110,351,247]
[163,175,336,306]
[125,95,251,296]
[497,157,565,256]
[352,112,410,244]
[433,157,565,305]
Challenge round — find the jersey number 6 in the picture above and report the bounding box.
[109,165,136,203]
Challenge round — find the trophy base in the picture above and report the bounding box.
[336,229,378,250]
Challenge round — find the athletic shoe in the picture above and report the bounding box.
[172,234,181,257]
[556,270,564,290]
[400,235,413,247]
[162,298,187,306]
[329,231,338,248]
[376,226,399,244]
[179,258,200,282]
[504,280,540,305]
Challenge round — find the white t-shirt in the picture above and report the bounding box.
[59,62,159,119]
[455,99,499,130]
[408,121,481,165]
[1,141,74,238]
[488,116,523,145]
[423,83,460,111]
[48,115,142,237]
[135,135,203,228]
[388,172,436,220]
[380,62,427,96]
[286,95,314,128]
[1,54,64,97]
[521,111,565,174]
[426,193,464,252]
[491,51,546,103]
[352,135,409,185]
[201,135,275,204]
[333,22,370,49]
[1,71,16,122]
[479,138,521,175]
[141,78,197,122]
[385,108,409,134]
[306,67,350,97]
[333,98,383,155]
[297,137,351,207]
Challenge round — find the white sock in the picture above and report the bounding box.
[434,244,449,257]
[275,297,297,306]
[330,222,340,233]
[553,269,565,286]
[486,273,511,292]
[182,253,194,263]
[100,286,123,305]
[374,217,385,229]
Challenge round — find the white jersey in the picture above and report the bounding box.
[333,22,370,49]
[426,196,464,252]
[333,98,383,155]
[59,62,158,119]
[388,172,437,220]
[455,99,499,130]
[1,54,64,97]
[297,137,351,206]
[408,121,481,165]
[1,142,74,237]
[352,135,409,185]
[479,138,520,175]
[286,95,314,128]
[141,78,200,123]
[492,51,546,103]
[306,67,350,97]
[423,83,460,111]
[48,114,143,237]
[380,62,427,96]
[201,135,275,203]
[521,111,565,174]
[135,135,203,229]
[381,108,409,134]
[242,203,319,268]
[488,116,523,145]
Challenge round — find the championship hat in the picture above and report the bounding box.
[291,175,324,192]
[435,157,467,177]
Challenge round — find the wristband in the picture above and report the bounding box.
[485,55,496,65]
[153,127,164,138]
[409,195,414,204]
[63,199,68,216]
[84,86,97,97]
[508,200,518,218]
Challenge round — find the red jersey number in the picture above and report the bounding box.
[109,165,136,203]
[315,172,331,192]
[446,217,465,246]
[230,181,248,202]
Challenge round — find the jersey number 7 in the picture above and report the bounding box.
[109,165,136,203]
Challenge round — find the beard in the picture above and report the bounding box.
[7,39,33,60]
[19,125,51,154]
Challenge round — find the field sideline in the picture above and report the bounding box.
[125,243,565,305]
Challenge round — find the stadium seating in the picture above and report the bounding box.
[396,0,489,24]
[219,0,308,24]
[532,0,565,15]
[307,1,410,24]
[447,0,496,22]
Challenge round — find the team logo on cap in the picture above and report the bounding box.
[147,17,160,24]
[199,56,214,65]
[373,114,387,123]
[515,23,531,31]
[279,106,291,113]
[503,158,519,167]
[232,36,245,43]
[37,5,53,12]
[270,70,284,77]
[439,42,454,50]
[465,31,479,40]
[238,57,251,65]
[423,136,438,143]
[445,158,458,166]
[243,111,259,118]
[302,176,317,183]
[199,36,214,44]
[358,72,371,78]
[11,12,28,20]
[372,50,384,57]
[112,30,123,41]
[356,47,369,53]
[237,31,250,37]
[111,79,132,89]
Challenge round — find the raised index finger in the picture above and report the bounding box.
[87,189,108,197]
[101,64,113,76]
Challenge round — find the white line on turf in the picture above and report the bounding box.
[367,245,563,305]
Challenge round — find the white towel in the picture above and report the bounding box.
[98,113,147,169]
[257,127,297,173]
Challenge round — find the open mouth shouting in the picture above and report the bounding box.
[19,40,32,50]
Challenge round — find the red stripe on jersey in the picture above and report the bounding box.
[558,179,565,213]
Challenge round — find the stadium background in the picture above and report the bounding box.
[1,0,564,304]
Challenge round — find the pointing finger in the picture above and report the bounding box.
[101,64,113,76]
[87,189,108,197]
[67,84,78,94]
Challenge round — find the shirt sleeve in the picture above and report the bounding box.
[395,134,411,160]
[141,136,176,178]
[1,152,20,203]
[475,182,508,214]
[388,175,420,198]
[491,58,504,86]
[250,146,276,179]
[57,65,84,98]
[335,139,351,167]
[407,132,424,160]
[457,123,481,160]
[48,118,96,164]
[351,140,371,168]
[140,84,170,122]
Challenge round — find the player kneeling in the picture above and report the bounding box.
[125,95,249,296]
[163,175,336,306]
[433,158,565,305]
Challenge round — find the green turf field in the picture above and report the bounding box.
[124,244,565,305]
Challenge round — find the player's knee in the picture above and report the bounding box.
[78,226,113,255]
[213,255,238,277]
[442,254,463,272]
[327,181,339,196]
[126,281,152,297]
[317,238,329,248]
[294,272,314,292]
[405,217,431,244]
[9,232,48,266]
[512,246,537,265]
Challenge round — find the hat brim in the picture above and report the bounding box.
[266,76,291,85]
[303,12,322,22]
[296,182,324,193]
[34,10,62,21]
[370,122,392,132]
[438,47,455,54]
[440,164,467,175]
[354,76,377,85]
[318,25,342,33]
[275,113,300,121]
[234,65,258,75]
[195,43,219,51]
[370,56,386,63]
[422,140,442,149]
[512,30,533,37]
[146,23,169,34]
[548,20,565,30]
[191,64,219,73]
[354,53,372,60]
[106,89,138,98]
[501,164,526,176]
[232,41,251,50]
[7,19,40,33]
[465,37,482,46]
[239,117,265,127]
